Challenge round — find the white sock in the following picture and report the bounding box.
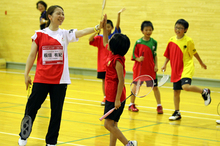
[129,103,134,106]
[157,104,162,107]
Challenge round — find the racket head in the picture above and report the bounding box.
[217,103,220,116]
[130,75,154,98]
[158,70,169,87]
[20,115,32,139]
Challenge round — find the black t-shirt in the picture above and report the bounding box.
[40,11,47,30]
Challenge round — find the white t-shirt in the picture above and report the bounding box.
[31,27,79,84]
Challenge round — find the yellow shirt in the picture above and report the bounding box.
[164,35,197,82]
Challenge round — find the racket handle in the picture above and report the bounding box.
[99,107,115,121]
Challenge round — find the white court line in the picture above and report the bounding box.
[0,132,85,146]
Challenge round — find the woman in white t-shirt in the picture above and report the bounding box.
[18,5,104,146]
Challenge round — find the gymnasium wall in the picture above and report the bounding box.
[0,0,220,80]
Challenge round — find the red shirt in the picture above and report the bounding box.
[105,50,126,102]
[89,36,109,72]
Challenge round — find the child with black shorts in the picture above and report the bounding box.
[102,14,137,146]
[161,19,211,121]
[89,8,126,106]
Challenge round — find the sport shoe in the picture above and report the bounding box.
[18,137,27,146]
[126,140,137,146]
[202,88,211,106]
[101,98,106,106]
[128,104,139,112]
[157,106,163,114]
[216,120,220,124]
[169,111,181,121]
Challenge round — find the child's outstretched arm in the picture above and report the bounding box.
[194,53,207,69]
[115,8,126,30]
[161,58,170,72]
[76,16,105,38]
[103,14,108,46]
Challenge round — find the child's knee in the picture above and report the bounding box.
[182,85,190,91]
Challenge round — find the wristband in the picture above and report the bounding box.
[94,25,100,33]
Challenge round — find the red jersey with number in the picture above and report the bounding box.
[31,28,79,84]
[105,48,126,102]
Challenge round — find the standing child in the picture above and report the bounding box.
[89,8,125,106]
[128,21,163,114]
[161,19,211,121]
[102,14,137,146]
[36,1,48,30]
[18,5,105,146]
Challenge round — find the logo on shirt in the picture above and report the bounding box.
[69,29,74,34]
[185,80,188,83]
[184,45,187,49]
[107,61,111,66]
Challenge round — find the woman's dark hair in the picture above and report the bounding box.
[109,33,130,56]
[36,1,47,10]
[46,5,64,27]
[141,21,154,31]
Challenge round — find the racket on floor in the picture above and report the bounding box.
[99,75,154,121]
[158,70,169,87]
[20,84,32,139]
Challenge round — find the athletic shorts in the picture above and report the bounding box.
[173,78,192,90]
[104,100,125,122]
[133,79,158,87]
[97,72,106,79]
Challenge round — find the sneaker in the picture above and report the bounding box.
[126,140,138,146]
[216,120,220,124]
[202,88,211,106]
[169,111,181,121]
[128,104,139,112]
[101,98,106,106]
[18,137,27,146]
[157,106,163,114]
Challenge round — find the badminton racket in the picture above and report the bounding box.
[158,70,169,87]
[20,84,32,139]
[136,52,144,94]
[101,0,106,20]
[99,75,154,121]
[217,102,220,116]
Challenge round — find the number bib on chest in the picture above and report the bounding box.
[42,45,64,65]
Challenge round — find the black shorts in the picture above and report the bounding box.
[173,78,192,90]
[104,100,125,122]
[97,72,106,79]
[133,79,158,87]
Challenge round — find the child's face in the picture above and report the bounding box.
[37,3,46,13]
[142,26,153,39]
[106,24,113,35]
[175,24,187,38]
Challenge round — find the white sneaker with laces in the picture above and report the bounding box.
[18,137,27,146]
[169,111,181,121]
[126,140,137,146]
[216,120,220,124]
[202,88,211,106]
